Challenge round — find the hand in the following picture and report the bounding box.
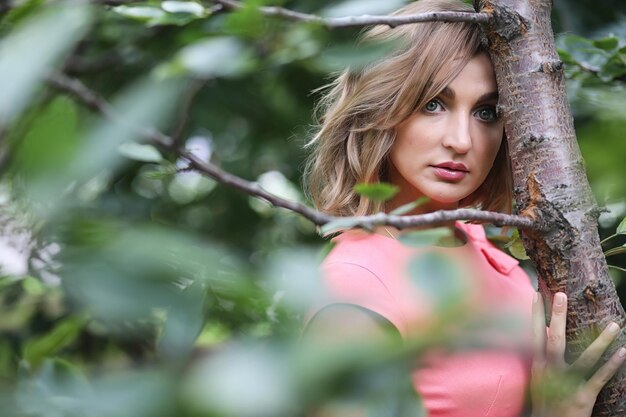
[531,291,626,417]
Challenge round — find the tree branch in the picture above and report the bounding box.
[46,72,539,232]
[212,0,492,28]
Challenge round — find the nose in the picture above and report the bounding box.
[442,113,472,154]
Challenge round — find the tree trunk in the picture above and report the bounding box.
[475,0,626,414]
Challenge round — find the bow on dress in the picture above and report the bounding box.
[459,222,520,275]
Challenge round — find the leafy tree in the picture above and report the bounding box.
[0,0,625,416]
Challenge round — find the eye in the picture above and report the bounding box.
[475,106,498,122]
[424,99,443,113]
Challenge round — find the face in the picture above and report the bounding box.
[387,52,504,213]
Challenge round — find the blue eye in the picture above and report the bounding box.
[476,107,497,122]
[424,100,442,112]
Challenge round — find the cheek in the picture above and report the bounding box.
[476,128,504,170]
[392,128,424,164]
[488,137,503,160]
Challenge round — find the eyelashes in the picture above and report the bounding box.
[475,107,498,122]
[424,99,443,112]
[422,99,499,123]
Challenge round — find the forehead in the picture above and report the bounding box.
[445,53,498,96]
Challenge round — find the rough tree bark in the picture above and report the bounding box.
[475,0,626,414]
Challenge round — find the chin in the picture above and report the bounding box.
[425,191,473,207]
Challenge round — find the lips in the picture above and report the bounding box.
[431,161,469,181]
[433,161,468,172]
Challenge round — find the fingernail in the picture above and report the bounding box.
[555,293,565,306]
[619,348,626,358]
[608,322,620,333]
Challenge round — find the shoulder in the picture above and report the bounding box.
[304,304,401,346]
[311,230,414,337]
[321,230,413,304]
[323,230,409,275]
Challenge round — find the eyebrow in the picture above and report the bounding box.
[439,87,499,102]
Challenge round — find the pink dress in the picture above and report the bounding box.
[307,221,535,417]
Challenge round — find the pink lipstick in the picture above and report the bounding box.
[431,161,468,181]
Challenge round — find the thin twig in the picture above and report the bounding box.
[212,0,491,28]
[47,72,538,231]
[601,233,618,245]
[609,265,626,274]
[183,149,537,230]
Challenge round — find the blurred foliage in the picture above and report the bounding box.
[0,0,625,416]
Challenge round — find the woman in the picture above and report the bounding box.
[302,0,625,416]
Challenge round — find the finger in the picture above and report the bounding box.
[532,291,547,366]
[546,292,567,368]
[571,322,621,373]
[585,347,626,397]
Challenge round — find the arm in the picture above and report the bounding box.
[304,304,399,345]
[303,304,403,417]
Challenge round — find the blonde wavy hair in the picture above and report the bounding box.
[303,0,512,217]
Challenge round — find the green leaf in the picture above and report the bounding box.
[11,97,80,180]
[148,13,201,27]
[222,0,266,37]
[617,217,626,235]
[162,37,253,79]
[507,238,529,260]
[505,229,529,260]
[317,241,336,263]
[0,0,46,29]
[26,77,184,219]
[398,228,451,248]
[113,6,166,21]
[141,163,177,179]
[161,1,206,16]
[38,357,90,388]
[593,35,619,51]
[408,252,464,310]
[22,277,44,296]
[115,3,207,26]
[71,77,182,182]
[605,245,626,257]
[118,142,164,162]
[558,34,609,70]
[23,315,89,368]
[0,5,90,124]
[354,182,399,202]
[320,217,364,235]
[158,281,206,359]
[390,197,429,215]
[0,339,14,379]
[557,48,576,65]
